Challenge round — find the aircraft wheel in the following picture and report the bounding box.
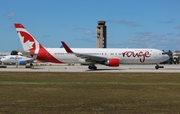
[30,63,34,68]
[155,65,159,69]
[30,63,33,66]
[88,65,97,70]
[155,65,164,69]
[88,66,92,70]
[93,66,97,70]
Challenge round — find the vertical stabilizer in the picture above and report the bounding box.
[14,23,62,63]
[14,23,44,53]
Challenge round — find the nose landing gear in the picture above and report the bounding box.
[155,64,164,69]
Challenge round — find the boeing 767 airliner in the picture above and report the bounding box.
[14,23,169,70]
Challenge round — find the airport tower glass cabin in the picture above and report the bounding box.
[96,20,107,48]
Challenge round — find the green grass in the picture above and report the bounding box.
[0,72,180,114]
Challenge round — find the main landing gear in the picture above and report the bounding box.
[88,64,97,70]
[155,64,164,69]
[30,63,34,68]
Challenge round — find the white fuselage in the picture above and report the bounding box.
[0,55,33,63]
[39,48,169,64]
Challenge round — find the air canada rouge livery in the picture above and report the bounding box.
[14,23,169,70]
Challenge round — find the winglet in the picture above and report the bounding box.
[61,41,74,53]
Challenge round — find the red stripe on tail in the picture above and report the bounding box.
[14,23,25,28]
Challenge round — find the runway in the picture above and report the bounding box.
[0,64,180,72]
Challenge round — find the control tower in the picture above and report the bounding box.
[96,20,107,48]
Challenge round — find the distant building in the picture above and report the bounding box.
[172,52,180,64]
[96,20,107,48]
[162,50,180,64]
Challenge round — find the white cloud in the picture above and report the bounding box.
[174,26,180,29]
[167,33,175,35]
[42,35,51,37]
[109,31,180,51]
[177,34,180,37]
[4,12,16,20]
[159,19,176,24]
[74,27,88,30]
[85,30,94,35]
[136,32,151,35]
[131,33,164,41]
[107,35,113,38]
[107,20,142,27]
[73,38,94,43]
[5,12,16,18]
[125,32,175,50]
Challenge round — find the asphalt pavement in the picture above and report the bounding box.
[0,64,180,73]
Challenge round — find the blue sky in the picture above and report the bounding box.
[0,0,180,52]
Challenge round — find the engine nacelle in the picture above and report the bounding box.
[105,58,120,67]
[19,60,27,65]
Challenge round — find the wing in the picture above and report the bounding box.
[61,41,107,64]
[75,53,107,63]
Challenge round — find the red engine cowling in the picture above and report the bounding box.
[105,58,120,67]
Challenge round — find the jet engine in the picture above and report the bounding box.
[105,58,120,67]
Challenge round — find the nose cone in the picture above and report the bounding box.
[0,57,6,62]
[163,54,170,61]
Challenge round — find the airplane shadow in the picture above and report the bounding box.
[86,68,125,72]
[29,67,44,69]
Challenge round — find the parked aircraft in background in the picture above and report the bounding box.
[0,55,34,65]
[14,23,169,70]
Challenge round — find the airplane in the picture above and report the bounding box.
[14,23,169,70]
[0,55,34,65]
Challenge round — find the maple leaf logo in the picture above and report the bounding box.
[18,31,36,52]
[26,40,34,49]
[22,39,35,51]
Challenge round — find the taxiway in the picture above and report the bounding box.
[0,64,180,73]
